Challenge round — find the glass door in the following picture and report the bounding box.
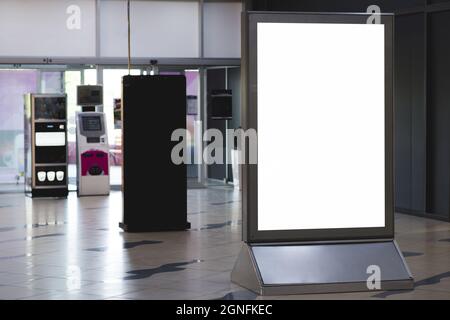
[103,68,141,188]
[0,69,39,192]
[61,68,98,191]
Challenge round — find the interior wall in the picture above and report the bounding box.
[427,10,450,217]
[203,2,242,58]
[395,13,426,215]
[0,0,242,60]
[246,0,424,12]
[0,0,96,57]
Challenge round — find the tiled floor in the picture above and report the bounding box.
[0,186,450,300]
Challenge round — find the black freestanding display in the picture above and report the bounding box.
[120,75,189,232]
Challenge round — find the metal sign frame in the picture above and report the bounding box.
[241,12,395,243]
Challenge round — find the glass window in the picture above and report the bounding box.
[0,69,38,187]
[64,68,98,190]
[84,68,97,86]
[41,71,63,94]
[103,69,140,186]
[64,70,82,190]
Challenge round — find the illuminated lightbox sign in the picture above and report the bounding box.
[244,14,394,242]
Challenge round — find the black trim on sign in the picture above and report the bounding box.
[242,12,395,243]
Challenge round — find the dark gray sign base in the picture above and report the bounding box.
[231,241,413,295]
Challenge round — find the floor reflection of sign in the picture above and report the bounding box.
[113,98,122,129]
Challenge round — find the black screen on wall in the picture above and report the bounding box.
[211,89,232,119]
[77,86,103,106]
[82,116,102,131]
[121,75,188,231]
[35,97,67,120]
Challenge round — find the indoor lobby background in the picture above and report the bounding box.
[0,0,450,301]
[0,0,242,194]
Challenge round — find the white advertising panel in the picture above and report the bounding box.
[257,22,386,231]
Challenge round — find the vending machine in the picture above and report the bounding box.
[76,112,110,196]
[24,94,68,198]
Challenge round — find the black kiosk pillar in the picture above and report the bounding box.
[231,12,413,295]
[120,75,190,232]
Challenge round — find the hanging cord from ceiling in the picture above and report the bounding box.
[127,0,131,74]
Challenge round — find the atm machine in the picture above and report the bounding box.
[24,94,68,198]
[75,85,110,196]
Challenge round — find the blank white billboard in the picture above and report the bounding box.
[257,23,385,231]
